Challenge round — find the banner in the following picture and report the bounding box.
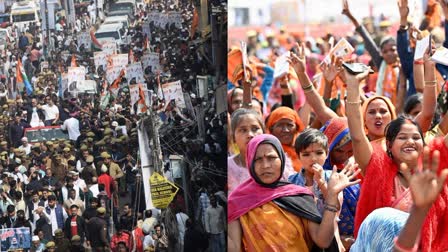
[60,73,68,97]
[149,172,179,209]
[67,67,86,87]
[106,65,124,84]
[0,227,31,251]
[77,32,91,52]
[141,52,161,74]
[126,63,145,85]
[162,80,186,109]
[94,51,108,70]
[147,11,185,28]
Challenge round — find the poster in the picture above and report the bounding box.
[67,67,86,87]
[126,63,145,85]
[106,65,124,84]
[0,227,31,252]
[162,80,186,109]
[110,54,128,67]
[94,51,108,70]
[77,32,91,52]
[141,52,161,73]
[149,172,179,209]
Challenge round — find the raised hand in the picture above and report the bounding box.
[288,42,307,74]
[327,163,361,195]
[341,0,353,18]
[322,55,342,82]
[341,67,370,88]
[408,147,448,210]
[397,0,409,23]
[437,0,448,19]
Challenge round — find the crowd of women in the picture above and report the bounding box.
[227,0,448,251]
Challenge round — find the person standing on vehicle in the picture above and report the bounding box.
[88,2,96,25]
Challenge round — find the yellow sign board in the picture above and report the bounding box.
[149,172,179,209]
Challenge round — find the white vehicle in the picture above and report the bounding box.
[103,15,129,29]
[95,23,128,48]
[10,1,40,31]
[107,0,136,18]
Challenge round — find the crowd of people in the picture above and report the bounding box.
[0,0,227,251]
[228,0,448,251]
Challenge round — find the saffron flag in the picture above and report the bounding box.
[137,83,148,114]
[16,59,33,95]
[109,69,125,98]
[190,7,199,39]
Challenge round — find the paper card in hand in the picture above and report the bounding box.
[414,35,430,60]
[320,38,354,69]
[274,51,290,79]
[431,47,448,66]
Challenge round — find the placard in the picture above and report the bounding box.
[106,65,124,84]
[71,80,97,94]
[67,67,86,86]
[162,80,186,108]
[141,52,161,73]
[110,54,128,67]
[102,41,117,55]
[77,31,91,52]
[126,63,145,85]
[129,84,139,107]
[94,51,108,70]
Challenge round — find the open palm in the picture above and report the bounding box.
[327,163,361,195]
[409,147,448,209]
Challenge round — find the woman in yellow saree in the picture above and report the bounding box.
[228,134,361,251]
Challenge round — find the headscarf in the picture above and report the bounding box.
[362,96,397,121]
[266,106,304,172]
[320,117,350,170]
[228,134,318,223]
[362,96,397,138]
[227,87,242,115]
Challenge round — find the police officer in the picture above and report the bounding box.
[86,207,109,252]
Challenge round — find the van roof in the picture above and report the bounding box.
[96,23,123,32]
[11,1,37,8]
[115,0,135,3]
[104,16,128,22]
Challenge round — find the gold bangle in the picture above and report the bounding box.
[425,80,437,86]
[346,100,361,105]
